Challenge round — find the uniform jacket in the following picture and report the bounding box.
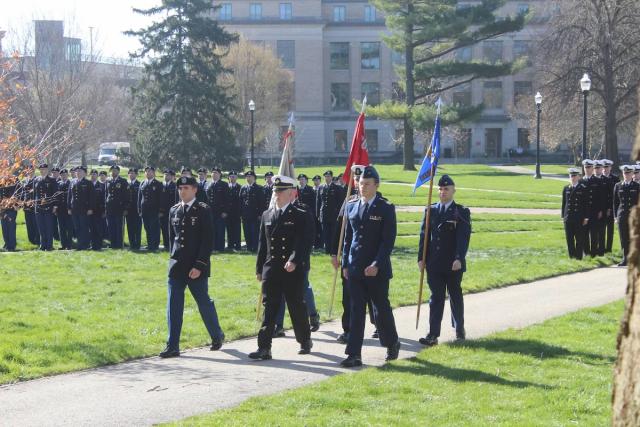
[33,175,58,213]
[105,176,129,215]
[263,184,274,211]
[582,175,606,219]
[319,182,345,224]
[93,181,106,216]
[256,203,310,280]
[240,183,265,220]
[21,177,36,213]
[342,194,396,280]
[227,182,241,217]
[160,181,178,216]
[614,180,640,219]
[605,174,620,214]
[127,180,140,215]
[138,178,163,216]
[561,182,588,222]
[206,180,229,217]
[0,182,19,215]
[67,178,97,214]
[56,179,70,213]
[298,185,316,216]
[418,201,471,274]
[168,200,214,280]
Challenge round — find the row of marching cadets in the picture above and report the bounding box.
[562,159,638,267]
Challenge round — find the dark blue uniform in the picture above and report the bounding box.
[1,181,18,251]
[561,181,588,259]
[159,180,178,250]
[22,176,40,245]
[614,179,639,265]
[342,193,398,359]
[206,180,229,252]
[33,175,58,250]
[90,181,106,250]
[604,173,619,252]
[56,178,73,249]
[105,176,129,249]
[226,181,242,250]
[240,181,265,252]
[68,177,97,250]
[582,175,606,256]
[138,178,163,251]
[418,201,471,339]
[126,179,142,249]
[320,181,345,254]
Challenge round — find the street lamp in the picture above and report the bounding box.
[534,92,542,179]
[580,73,591,162]
[248,99,256,171]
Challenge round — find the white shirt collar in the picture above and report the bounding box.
[360,195,376,207]
[276,202,290,213]
[181,197,196,210]
[441,200,453,211]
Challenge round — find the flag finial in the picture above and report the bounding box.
[435,97,443,116]
[361,96,368,114]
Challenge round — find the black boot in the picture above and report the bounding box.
[159,346,180,358]
[248,348,272,360]
[340,355,362,368]
[299,339,313,355]
[386,341,401,361]
[419,335,438,346]
[309,314,320,332]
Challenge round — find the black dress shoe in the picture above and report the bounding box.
[273,326,286,338]
[336,333,349,344]
[248,348,272,360]
[340,355,362,368]
[159,347,180,358]
[299,339,313,355]
[618,260,628,267]
[309,314,320,332]
[386,341,401,361]
[210,333,225,351]
[419,335,438,346]
[372,329,379,339]
[455,329,466,341]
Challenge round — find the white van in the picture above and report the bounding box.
[98,142,130,166]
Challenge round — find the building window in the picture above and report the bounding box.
[452,84,472,106]
[361,82,380,106]
[334,130,348,152]
[331,83,351,111]
[483,41,503,64]
[456,46,473,62]
[365,129,378,152]
[391,50,405,66]
[280,3,292,20]
[361,42,380,70]
[513,40,532,65]
[513,81,533,104]
[330,42,349,70]
[250,3,262,20]
[483,81,503,108]
[333,6,346,22]
[517,128,531,150]
[392,82,405,102]
[219,3,232,20]
[364,5,376,22]
[277,40,295,69]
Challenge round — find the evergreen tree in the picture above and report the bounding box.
[126,0,241,168]
[370,0,526,170]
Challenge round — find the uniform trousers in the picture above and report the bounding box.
[107,214,125,249]
[427,270,464,337]
[1,210,17,250]
[35,211,55,250]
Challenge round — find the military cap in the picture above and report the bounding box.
[228,170,238,177]
[362,166,380,182]
[211,167,222,174]
[273,175,296,190]
[181,166,192,174]
[568,167,581,176]
[603,159,614,166]
[51,166,60,172]
[297,173,308,180]
[582,159,595,166]
[197,167,208,173]
[265,171,274,178]
[163,168,174,175]
[90,169,98,175]
[323,170,333,177]
[337,173,344,180]
[438,174,455,187]
[244,170,256,178]
[594,160,604,168]
[60,169,68,174]
[99,171,107,176]
[351,164,366,176]
[69,166,77,172]
[312,175,321,181]
[634,165,640,173]
[128,168,138,174]
[77,166,88,172]
[109,165,120,171]
[620,165,634,173]
[144,166,155,172]
[38,163,49,169]
[177,175,198,187]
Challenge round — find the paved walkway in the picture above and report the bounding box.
[0,267,625,426]
[396,205,560,215]
[490,165,567,181]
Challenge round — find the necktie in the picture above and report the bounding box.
[362,202,369,220]
[440,204,445,215]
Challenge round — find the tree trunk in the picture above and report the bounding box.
[612,105,640,426]
[402,1,416,171]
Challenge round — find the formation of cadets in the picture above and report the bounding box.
[562,159,638,266]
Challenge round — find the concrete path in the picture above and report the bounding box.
[490,165,567,181]
[397,205,560,215]
[0,267,625,426]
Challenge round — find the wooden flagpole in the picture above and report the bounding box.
[328,177,354,317]
[415,161,436,329]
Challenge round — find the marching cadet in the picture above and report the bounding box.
[126,168,142,250]
[226,171,242,251]
[603,159,619,253]
[312,174,323,249]
[250,175,312,360]
[105,165,129,249]
[263,171,275,210]
[418,175,472,347]
[239,170,265,253]
[320,170,346,254]
[67,166,96,250]
[341,166,400,367]
[56,169,74,250]
[159,175,225,358]
[581,159,604,257]
[138,166,163,252]
[33,163,58,251]
[561,168,588,259]
[0,176,18,251]
[593,160,608,256]
[614,165,639,266]
[22,168,40,246]
[206,167,229,252]
[159,169,178,251]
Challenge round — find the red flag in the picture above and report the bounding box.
[342,112,370,183]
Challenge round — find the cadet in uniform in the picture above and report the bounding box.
[90,171,107,250]
[0,177,18,251]
[341,166,400,367]
[263,171,275,210]
[634,164,640,183]
[138,166,163,251]
[197,167,208,195]
[159,175,225,358]
[105,165,129,249]
[160,169,178,251]
[239,171,265,252]
[562,168,588,259]
[418,175,472,347]
[22,168,40,246]
[51,167,61,242]
[249,175,312,360]
[614,165,639,266]
[226,171,242,251]
[206,167,229,252]
[593,160,608,256]
[312,175,323,249]
[33,163,58,250]
[126,168,142,250]
[56,169,74,250]
[320,170,346,254]
[297,174,315,213]
[67,166,96,250]
[581,160,604,257]
[602,159,619,253]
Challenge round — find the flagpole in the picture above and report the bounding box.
[416,162,436,329]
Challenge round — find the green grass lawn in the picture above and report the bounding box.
[173,301,622,427]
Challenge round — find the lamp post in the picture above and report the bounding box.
[534,91,542,179]
[248,99,256,171]
[580,73,591,162]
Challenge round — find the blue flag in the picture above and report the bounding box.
[413,114,441,193]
